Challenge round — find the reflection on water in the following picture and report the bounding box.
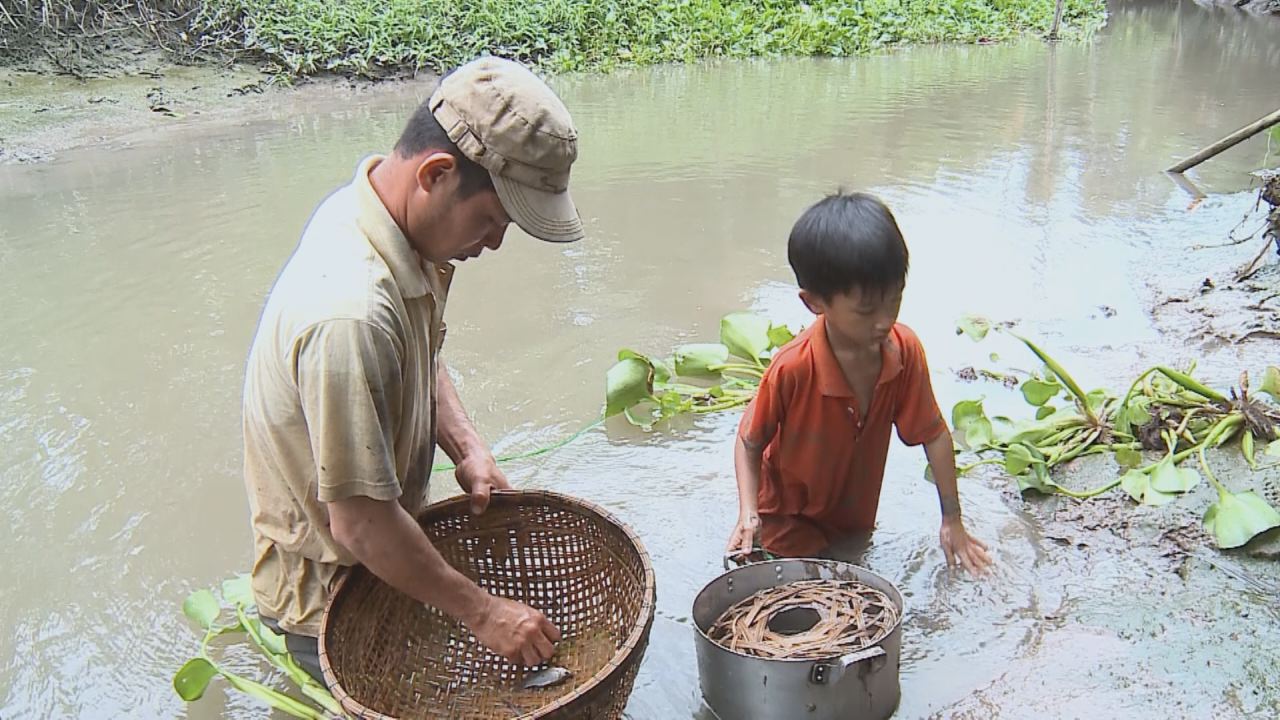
[2,1,1279,717]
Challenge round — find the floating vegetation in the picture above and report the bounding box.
[173,575,342,719]
[954,315,1280,549]
[604,312,797,430]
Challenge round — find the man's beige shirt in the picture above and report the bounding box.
[242,156,453,636]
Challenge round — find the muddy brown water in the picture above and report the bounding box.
[3,1,1280,717]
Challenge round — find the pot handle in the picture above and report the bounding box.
[809,646,887,685]
[722,548,776,571]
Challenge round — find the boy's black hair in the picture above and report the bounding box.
[393,84,495,199]
[787,192,909,300]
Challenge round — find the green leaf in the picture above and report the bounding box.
[767,324,796,349]
[1114,446,1143,469]
[721,312,772,363]
[1020,378,1060,406]
[1241,431,1256,470]
[1260,366,1280,403]
[1266,439,1280,458]
[173,658,219,701]
[1016,462,1059,495]
[223,672,323,719]
[260,623,288,656]
[183,589,220,630]
[1120,469,1175,506]
[1085,389,1109,413]
[1204,491,1280,549]
[1272,125,1280,144]
[605,357,653,417]
[673,343,730,376]
[989,352,1000,363]
[1125,397,1152,427]
[951,399,993,450]
[1035,405,1056,420]
[1149,454,1200,494]
[619,349,671,383]
[956,314,991,341]
[221,575,252,608]
[1003,443,1037,476]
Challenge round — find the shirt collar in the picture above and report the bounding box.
[353,154,432,299]
[811,315,904,398]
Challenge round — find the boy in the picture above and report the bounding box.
[727,193,992,574]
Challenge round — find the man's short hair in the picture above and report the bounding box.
[393,92,495,198]
[787,192,909,300]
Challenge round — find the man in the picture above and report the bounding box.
[241,57,583,683]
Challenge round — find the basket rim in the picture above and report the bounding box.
[317,488,657,720]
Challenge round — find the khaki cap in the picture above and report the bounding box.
[429,57,583,243]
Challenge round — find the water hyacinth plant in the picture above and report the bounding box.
[954,315,1280,549]
[174,575,343,719]
[604,311,797,429]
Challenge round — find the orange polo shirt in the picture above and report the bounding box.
[739,317,946,557]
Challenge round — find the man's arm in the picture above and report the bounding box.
[924,428,992,574]
[435,360,511,513]
[328,495,559,665]
[436,359,489,463]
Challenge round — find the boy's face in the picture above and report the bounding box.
[801,285,903,350]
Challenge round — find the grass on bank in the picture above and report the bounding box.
[190,0,1106,77]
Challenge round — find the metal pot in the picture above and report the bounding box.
[692,558,904,720]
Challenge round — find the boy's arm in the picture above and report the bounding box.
[924,428,993,575]
[728,433,765,555]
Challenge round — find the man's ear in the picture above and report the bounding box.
[798,289,825,315]
[415,152,458,193]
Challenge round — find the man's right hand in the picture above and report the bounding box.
[466,594,562,666]
[726,513,761,558]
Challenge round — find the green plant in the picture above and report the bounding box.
[174,576,344,719]
[955,314,1280,549]
[604,311,797,429]
[191,0,1107,77]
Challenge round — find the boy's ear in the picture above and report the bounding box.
[798,289,824,315]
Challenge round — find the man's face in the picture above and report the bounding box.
[404,154,511,264]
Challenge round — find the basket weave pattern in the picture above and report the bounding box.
[319,490,655,719]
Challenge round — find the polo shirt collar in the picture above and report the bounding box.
[812,315,904,398]
[353,155,430,300]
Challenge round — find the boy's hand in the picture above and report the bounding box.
[726,513,761,558]
[939,515,992,575]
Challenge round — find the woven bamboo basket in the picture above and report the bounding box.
[318,490,656,720]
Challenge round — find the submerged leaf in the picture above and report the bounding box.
[1204,491,1280,549]
[173,658,219,701]
[767,324,796,349]
[1149,454,1200,494]
[1120,469,1175,506]
[1020,378,1060,406]
[956,314,992,341]
[605,357,653,417]
[721,312,772,364]
[183,589,220,629]
[673,343,730,376]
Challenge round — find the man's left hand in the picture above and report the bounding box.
[939,515,993,575]
[455,453,511,515]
